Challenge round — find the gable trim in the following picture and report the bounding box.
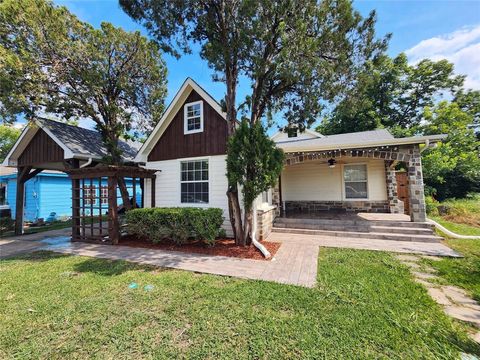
[135,78,227,162]
[271,128,324,141]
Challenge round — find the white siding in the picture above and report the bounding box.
[281,158,387,202]
[143,155,234,235]
[272,130,320,142]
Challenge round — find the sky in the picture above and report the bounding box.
[41,0,480,129]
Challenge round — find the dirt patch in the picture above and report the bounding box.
[118,235,281,261]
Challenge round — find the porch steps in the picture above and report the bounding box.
[272,218,441,243]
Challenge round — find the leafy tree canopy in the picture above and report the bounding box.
[317,53,464,136]
[421,101,480,200]
[0,124,21,162]
[0,0,167,163]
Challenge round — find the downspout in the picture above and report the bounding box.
[252,202,272,259]
[420,139,430,154]
[80,158,93,168]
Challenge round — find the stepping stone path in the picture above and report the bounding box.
[395,254,480,345]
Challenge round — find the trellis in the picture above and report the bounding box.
[67,166,157,244]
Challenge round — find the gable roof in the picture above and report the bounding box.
[271,128,324,140]
[276,128,446,152]
[3,118,141,166]
[134,78,227,162]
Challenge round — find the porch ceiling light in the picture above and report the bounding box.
[328,158,336,168]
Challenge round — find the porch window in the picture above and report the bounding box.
[100,186,108,205]
[83,185,97,205]
[344,164,368,199]
[184,100,203,134]
[181,160,209,203]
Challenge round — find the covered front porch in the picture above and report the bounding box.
[272,143,429,223]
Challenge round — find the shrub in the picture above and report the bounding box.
[125,207,225,246]
[425,196,438,216]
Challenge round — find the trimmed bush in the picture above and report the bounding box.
[125,207,225,246]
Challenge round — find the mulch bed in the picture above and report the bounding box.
[119,235,281,260]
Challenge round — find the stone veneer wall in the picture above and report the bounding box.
[284,200,389,213]
[385,162,404,214]
[257,206,276,240]
[407,145,426,222]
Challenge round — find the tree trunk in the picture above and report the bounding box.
[227,184,245,246]
[117,177,132,210]
[243,207,253,246]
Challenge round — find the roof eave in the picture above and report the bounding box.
[279,134,447,153]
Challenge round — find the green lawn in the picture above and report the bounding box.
[1,249,479,359]
[430,216,480,236]
[423,238,480,304]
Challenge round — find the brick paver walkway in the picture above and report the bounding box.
[1,227,460,288]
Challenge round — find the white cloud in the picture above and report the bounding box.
[405,25,480,90]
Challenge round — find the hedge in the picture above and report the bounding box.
[125,207,225,246]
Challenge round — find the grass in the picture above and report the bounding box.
[422,237,480,303]
[1,249,479,358]
[430,216,480,236]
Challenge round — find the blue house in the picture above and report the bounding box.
[0,169,141,222]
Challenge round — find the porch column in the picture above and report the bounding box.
[14,166,29,235]
[272,177,281,217]
[385,161,404,214]
[407,145,426,222]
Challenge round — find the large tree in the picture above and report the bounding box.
[0,124,21,163]
[0,0,167,208]
[421,101,480,200]
[317,54,464,136]
[121,0,387,244]
[0,0,167,164]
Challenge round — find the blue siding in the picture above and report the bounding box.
[38,175,72,219]
[1,173,142,221]
[4,177,41,222]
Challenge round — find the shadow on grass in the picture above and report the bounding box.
[73,257,169,276]
[1,250,71,262]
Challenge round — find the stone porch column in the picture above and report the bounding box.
[407,145,426,222]
[271,181,281,217]
[385,161,404,214]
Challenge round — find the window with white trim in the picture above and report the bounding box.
[343,164,368,199]
[83,185,97,205]
[100,186,108,205]
[184,100,203,134]
[181,160,209,203]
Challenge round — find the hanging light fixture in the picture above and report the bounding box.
[328,158,336,168]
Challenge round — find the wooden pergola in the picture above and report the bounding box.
[3,118,151,236]
[67,166,157,244]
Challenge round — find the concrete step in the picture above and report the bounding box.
[271,227,443,243]
[275,217,434,229]
[274,222,434,235]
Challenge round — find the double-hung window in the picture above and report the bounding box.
[343,164,368,199]
[181,160,209,203]
[184,100,203,134]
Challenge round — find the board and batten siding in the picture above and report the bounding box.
[18,129,64,166]
[143,155,233,235]
[147,90,228,162]
[281,158,387,202]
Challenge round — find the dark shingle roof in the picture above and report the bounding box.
[37,118,141,162]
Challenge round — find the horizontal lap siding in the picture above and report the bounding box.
[147,90,228,161]
[144,155,234,236]
[18,129,64,166]
[282,158,387,202]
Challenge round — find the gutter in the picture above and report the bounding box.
[252,203,272,259]
[80,158,93,168]
[278,134,447,153]
[427,218,480,240]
